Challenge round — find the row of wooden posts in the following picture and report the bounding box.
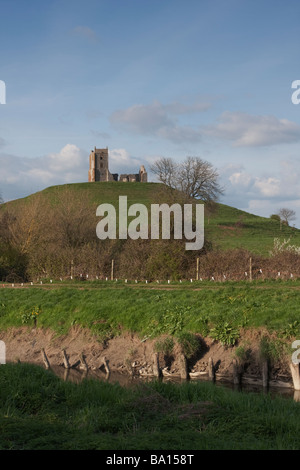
[155,352,300,396]
[40,348,300,400]
[40,348,110,376]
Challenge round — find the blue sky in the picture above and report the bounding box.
[1,0,300,226]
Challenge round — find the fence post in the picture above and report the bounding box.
[196,257,199,281]
[111,259,114,281]
[249,257,252,282]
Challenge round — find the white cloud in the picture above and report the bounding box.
[109,148,141,173]
[204,111,300,147]
[110,104,300,147]
[47,144,83,172]
[225,165,299,200]
[229,171,253,187]
[0,144,87,201]
[157,125,202,143]
[253,177,281,197]
[163,101,211,115]
[109,148,140,165]
[221,160,300,227]
[110,99,211,143]
[25,168,54,183]
[0,145,152,201]
[110,101,174,135]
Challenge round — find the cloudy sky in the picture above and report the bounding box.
[1,0,300,226]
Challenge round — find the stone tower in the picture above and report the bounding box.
[88,147,118,182]
[139,165,147,182]
[88,146,147,183]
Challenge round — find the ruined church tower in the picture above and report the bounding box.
[88,146,147,183]
[88,147,117,182]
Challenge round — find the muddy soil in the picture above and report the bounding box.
[0,326,294,388]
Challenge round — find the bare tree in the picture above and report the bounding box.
[151,156,224,202]
[176,156,224,201]
[51,187,95,248]
[277,208,296,226]
[150,157,178,187]
[2,194,47,255]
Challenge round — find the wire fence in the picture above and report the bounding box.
[2,266,300,287]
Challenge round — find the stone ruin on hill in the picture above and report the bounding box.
[88,146,147,183]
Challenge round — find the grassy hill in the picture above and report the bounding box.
[3,181,300,257]
[204,203,300,255]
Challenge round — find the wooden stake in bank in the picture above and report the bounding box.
[62,349,70,369]
[179,354,189,380]
[101,356,110,376]
[249,257,252,282]
[79,353,88,371]
[232,358,240,386]
[208,357,215,382]
[262,360,269,388]
[152,353,161,378]
[41,348,50,370]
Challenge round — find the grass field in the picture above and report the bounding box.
[0,362,299,450]
[1,281,300,344]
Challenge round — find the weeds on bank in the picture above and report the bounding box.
[0,284,299,350]
[20,306,42,328]
[258,335,290,365]
[209,322,240,347]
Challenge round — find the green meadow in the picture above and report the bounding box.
[1,281,300,342]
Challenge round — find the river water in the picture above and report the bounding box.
[46,363,299,402]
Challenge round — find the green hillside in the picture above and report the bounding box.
[3,181,300,256]
[205,203,300,255]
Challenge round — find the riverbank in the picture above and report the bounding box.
[0,325,295,392]
[0,282,299,393]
